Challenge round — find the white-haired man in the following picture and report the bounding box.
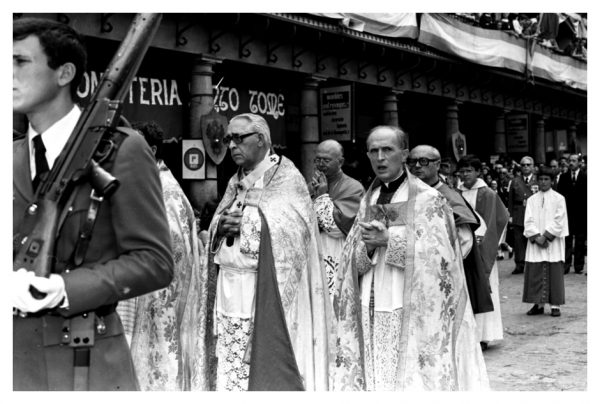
[206,113,333,391]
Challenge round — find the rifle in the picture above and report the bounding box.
[13,13,163,299]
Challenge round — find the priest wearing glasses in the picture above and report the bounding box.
[205,113,334,391]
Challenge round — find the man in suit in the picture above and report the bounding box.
[557,154,587,274]
[439,157,453,185]
[12,17,173,390]
[508,156,537,274]
[555,156,569,186]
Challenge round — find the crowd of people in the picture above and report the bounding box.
[453,13,587,60]
[12,17,586,392]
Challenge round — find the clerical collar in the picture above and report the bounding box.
[380,171,406,193]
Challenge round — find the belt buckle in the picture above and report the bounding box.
[67,313,95,348]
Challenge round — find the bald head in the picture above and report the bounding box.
[315,139,344,179]
[317,139,344,159]
[408,145,442,186]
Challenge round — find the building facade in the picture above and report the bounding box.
[14,13,587,224]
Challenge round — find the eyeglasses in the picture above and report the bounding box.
[223,131,258,144]
[314,157,332,164]
[406,158,439,167]
[521,163,533,166]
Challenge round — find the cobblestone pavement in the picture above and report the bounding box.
[482,258,587,391]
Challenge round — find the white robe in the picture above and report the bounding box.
[523,189,569,263]
[459,179,504,343]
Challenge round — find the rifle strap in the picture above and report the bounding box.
[72,190,103,267]
[67,127,131,269]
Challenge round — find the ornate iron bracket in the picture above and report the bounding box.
[438,65,453,95]
[314,33,328,72]
[175,18,194,47]
[338,57,352,77]
[358,61,371,80]
[492,93,503,106]
[209,28,227,54]
[292,45,308,68]
[100,14,114,33]
[394,55,421,87]
[377,65,390,84]
[468,86,479,100]
[267,40,284,64]
[316,52,328,73]
[412,60,436,90]
[455,83,466,98]
[240,16,270,59]
[424,61,439,92]
[239,33,255,59]
[209,14,240,54]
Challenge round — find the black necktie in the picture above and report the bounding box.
[524,176,529,184]
[32,134,50,191]
[572,172,576,183]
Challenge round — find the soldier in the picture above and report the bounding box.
[508,156,537,274]
[12,17,173,390]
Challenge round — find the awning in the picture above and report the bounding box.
[418,14,586,91]
[311,13,418,39]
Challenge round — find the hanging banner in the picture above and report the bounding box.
[506,113,529,153]
[182,139,206,179]
[320,85,353,142]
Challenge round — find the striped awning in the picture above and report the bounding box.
[418,13,586,91]
[311,13,419,39]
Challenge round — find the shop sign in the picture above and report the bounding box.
[506,114,529,153]
[320,85,352,142]
[212,84,287,146]
[182,139,206,179]
[76,40,189,140]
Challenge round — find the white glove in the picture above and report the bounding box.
[11,268,66,313]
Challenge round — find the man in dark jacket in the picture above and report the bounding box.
[557,154,587,274]
[508,156,537,274]
[12,17,173,390]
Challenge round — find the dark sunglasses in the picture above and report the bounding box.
[406,157,439,167]
[223,131,258,144]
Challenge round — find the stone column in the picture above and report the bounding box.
[187,55,222,213]
[382,90,402,127]
[445,101,461,159]
[534,117,546,164]
[494,111,507,154]
[300,76,326,181]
